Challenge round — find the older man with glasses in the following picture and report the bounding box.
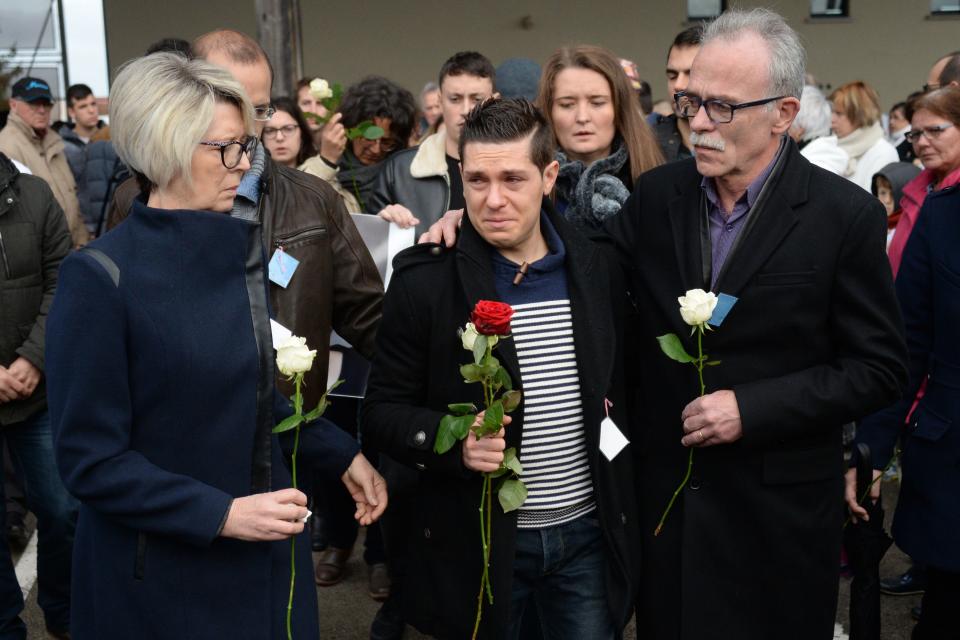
[602,9,908,639]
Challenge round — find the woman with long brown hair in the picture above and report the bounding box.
[538,45,663,230]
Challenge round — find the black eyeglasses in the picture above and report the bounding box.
[262,124,299,139]
[674,91,787,124]
[253,104,277,121]
[199,137,258,169]
[922,82,941,93]
[904,123,954,144]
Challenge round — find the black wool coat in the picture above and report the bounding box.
[604,139,908,640]
[361,203,641,639]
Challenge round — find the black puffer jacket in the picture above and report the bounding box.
[0,153,72,424]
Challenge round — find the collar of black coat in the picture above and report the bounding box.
[667,135,809,296]
[457,196,597,277]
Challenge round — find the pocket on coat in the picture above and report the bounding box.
[755,270,816,287]
[273,225,327,251]
[910,404,952,443]
[134,532,147,580]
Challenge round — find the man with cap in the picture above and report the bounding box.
[0,78,88,247]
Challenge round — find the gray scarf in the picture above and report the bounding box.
[554,139,630,229]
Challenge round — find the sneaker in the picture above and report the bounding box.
[880,566,926,596]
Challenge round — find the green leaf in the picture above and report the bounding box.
[479,360,500,379]
[656,333,695,364]
[272,413,304,434]
[434,415,459,454]
[460,363,483,383]
[494,367,512,392]
[502,447,523,475]
[479,401,504,436]
[473,334,488,365]
[363,125,385,140]
[450,414,474,440]
[447,402,477,416]
[501,389,521,413]
[303,401,326,422]
[705,360,722,366]
[498,479,527,512]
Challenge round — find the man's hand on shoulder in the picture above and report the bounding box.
[680,390,743,447]
[378,204,420,229]
[418,209,463,247]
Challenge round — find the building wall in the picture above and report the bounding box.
[104,0,958,111]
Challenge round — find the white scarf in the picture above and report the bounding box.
[836,122,884,178]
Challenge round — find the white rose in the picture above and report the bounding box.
[677,289,718,327]
[276,335,317,376]
[309,78,333,100]
[460,322,498,351]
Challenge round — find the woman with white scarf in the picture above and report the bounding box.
[829,81,899,192]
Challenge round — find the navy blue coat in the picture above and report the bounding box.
[46,200,359,639]
[856,185,960,572]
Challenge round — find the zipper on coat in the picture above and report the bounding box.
[0,230,10,278]
[443,173,451,215]
[273,225,326,249]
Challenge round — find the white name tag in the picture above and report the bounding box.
[600,417,629,461]
[270,319,292,348]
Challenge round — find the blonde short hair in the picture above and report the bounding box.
[109,52,255,190]
[829,81,882,130]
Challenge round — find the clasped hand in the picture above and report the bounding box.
[462,412,512,473]
[0,358,41,403]
[680,390,743,447]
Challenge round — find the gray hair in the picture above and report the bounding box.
[422,81,439,97]
[792,85,832,141]
[702,8,806,99]
[109,52,255,190]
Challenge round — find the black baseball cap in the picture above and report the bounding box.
[11,77,53,104]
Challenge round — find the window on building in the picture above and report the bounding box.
[0,0,65,115]
[810,0,849,17]
[930,1,960,14]
[687,0,725,21]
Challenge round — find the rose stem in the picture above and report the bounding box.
[286,374,304,640]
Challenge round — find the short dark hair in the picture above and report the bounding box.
[66,83,93,106]
[890,101,906,115]
[636,79,653,115]
[438,51,496,90]
[668,25,703,60]
[458,98,555,172]
[939,51,960,86]
[145,38,192,57]
[339,76,417,151]
[903,90,926,122]
[269,96,317,165]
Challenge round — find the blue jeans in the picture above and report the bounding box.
[507,515,616,640]
[0,410,77,638]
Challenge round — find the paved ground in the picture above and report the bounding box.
[17,477,920,638]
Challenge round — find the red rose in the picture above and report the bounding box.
[470,300,514,336]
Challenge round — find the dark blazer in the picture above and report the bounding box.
[856,185,960,572]
[0,153,71,425]
[46,201,359,639]
[360,203,640,639]
[604,140,908,640]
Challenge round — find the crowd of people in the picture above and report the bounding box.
[0,5,957,639]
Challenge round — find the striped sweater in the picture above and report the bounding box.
[493,214,595,529]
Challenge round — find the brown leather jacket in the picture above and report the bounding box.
[106,157,383,407]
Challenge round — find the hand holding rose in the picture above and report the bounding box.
[462,414,511,473]
[680,390,742,447]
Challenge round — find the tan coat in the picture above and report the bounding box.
[0,112,89,246]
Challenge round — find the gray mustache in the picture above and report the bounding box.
[690,132,726,151]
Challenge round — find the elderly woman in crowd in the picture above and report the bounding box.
[829,80,899,191]
[789,85,848,175]
[887,86,960,276]
[45,53,385,639]
[849,109,960,640]
[538,45,663,230]
[262,96,317,169]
